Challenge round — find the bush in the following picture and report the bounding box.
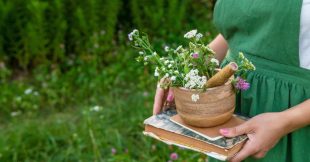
[0,0,216,72]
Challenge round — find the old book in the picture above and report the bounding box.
[143,108,248,161]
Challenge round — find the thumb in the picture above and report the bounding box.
[219,123,249,137]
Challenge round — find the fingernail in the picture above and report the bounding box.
[167,94,174,102]
[220,128,229,135]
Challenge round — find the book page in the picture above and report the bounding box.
[170,114,245,140]
[144,108,247,149]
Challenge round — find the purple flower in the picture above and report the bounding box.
[235,77,250,91]
[170,152,178,160]
[111,148,117,155]
[192,53,199,58]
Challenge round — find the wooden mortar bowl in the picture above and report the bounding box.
[172,83,235,128]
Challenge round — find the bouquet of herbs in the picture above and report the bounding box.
[128,29,255,99]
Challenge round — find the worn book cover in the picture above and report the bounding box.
[143,108,248,161]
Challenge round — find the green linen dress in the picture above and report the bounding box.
[209,0,310,161]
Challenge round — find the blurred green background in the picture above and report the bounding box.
[0,0,217,161]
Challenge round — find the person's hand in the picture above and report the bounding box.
[219,112,291,162]
[153,79,174,115]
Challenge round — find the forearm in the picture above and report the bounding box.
[208,34,228,62]
[280,99,310,134]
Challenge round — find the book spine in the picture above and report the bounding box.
[143,131,227,161]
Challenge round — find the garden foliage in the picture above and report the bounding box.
[0,0,216,71]
[0,0,217,161]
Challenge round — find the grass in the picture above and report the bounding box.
[0,47,211,161]
[0,87,208,162]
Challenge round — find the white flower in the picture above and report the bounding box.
[24,88,33,95]
[164,46,169,52]
[195,33,203,40]
[171,76,176,81]
[211,58,220,66]
[139,51,144,55]
[191,94,200,102]
[144,57,148,61]
[164,73,169,78]
[128,29,138,41]
[154,67,159,76]
[153,52,157,56]
[90,106,101,112]
[128,34,133,41]
[11,111,22,117]
[168,64,173,68]
[184,29,197,39]
[174,70,179,74]
[184,69,207,89]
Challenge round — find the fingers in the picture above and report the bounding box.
[153,84,166,115]
[220,122,250,137]
[153,78,173,115]
[230,140,257,162]
[166,88,174,102]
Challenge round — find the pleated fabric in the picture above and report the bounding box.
[209,0,310,161]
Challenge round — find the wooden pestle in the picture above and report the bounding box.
[205,62,238,88]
